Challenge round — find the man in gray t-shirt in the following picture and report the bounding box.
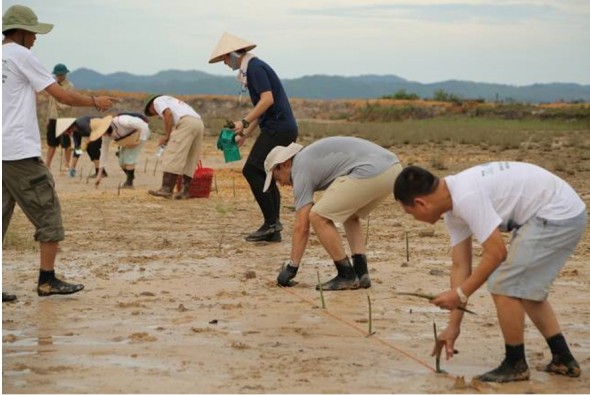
[262,136,402,290]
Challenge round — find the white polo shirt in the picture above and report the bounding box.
[444,161,586,246]
[2,42,55,160]
[152,95,200,126]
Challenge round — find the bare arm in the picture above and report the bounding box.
[290,203,313,266]
[431,236,472,359]
[45,82,116,111]
[233,90,274,135]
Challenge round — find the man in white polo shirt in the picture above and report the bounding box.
[394,162,587,382]
[143,94,204,200]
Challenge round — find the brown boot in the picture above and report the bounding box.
[174,175,192,200]
[148,172,177,198]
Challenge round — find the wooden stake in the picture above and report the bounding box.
[367,295,376,336]
[434,322,442,373]
[153,158,159,176]
[316,271,326,309]
[144,158,148,173]
[365,216,370,245]
[405,231,409,263]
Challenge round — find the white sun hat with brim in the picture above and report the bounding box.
[2,5,53,34]
[88,115,114,142]
[263,143,304,192]
[208,31,256,64]
[55,118,77,138]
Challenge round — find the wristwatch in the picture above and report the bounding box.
[241,118,250,129]
[456,286,468,304]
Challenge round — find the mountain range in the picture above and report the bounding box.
[69,68,590,103]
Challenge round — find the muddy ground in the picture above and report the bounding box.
[2,135,590,394]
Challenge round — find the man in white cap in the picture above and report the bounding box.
[209,32,298,242]
[2,5,116,302]
[265,137,403,290]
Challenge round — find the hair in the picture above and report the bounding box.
[393,166,439,206]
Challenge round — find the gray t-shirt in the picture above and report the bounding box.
[292,136,399,210]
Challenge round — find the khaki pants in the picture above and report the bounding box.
[311,163,403,224]
[162,116,204,177]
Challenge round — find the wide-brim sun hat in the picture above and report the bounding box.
[55,118,76,138]
[208,32,256,64]
[2,5,53,34]
[263,143,304,192]
[143,94,162,116]
[89,115,114,142]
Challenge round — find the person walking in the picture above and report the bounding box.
[209,32,298,242]
[143,94,204,200]
[92,112,151,189]
[2,4,116,302]
[44,63,75,170]
[393,162,587,382]
[267,137,403,290]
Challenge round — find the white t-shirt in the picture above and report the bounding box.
[444,161,586,246]
[152,96,200,125]
[2,43,55,160]
[99,115,151,168]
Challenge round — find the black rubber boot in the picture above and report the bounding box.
[316,257,360,291]
[38,277,84,297]
[174,175,192,200]
[245,223,282,242]
[544,355,581,377]
[148,172,177,198]
[122,169,135,189]
[2,292,17,302]
[475,359,530,383]
[352,254,371,288]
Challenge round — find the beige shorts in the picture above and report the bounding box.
[311,162,402,223]
[162,116,204,177]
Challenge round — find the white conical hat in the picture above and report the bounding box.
[208,32,256,64]
[55,118,76,137]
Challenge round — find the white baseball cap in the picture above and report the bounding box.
[263,143,303,192]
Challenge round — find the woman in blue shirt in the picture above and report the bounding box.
[209,32,298,243]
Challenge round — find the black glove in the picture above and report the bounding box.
[277,262,299,287]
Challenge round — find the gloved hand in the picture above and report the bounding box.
[277,261,299,287]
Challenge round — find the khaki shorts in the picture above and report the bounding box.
[311,162,402,224]
[162,116,204,177]
[2,158,65,242]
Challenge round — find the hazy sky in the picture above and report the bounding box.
[3,0,589,85]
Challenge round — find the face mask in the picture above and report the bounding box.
[228,52,241,70]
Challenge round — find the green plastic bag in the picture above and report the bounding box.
[216,128,241,163]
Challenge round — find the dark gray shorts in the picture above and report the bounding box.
[2,158,65,242]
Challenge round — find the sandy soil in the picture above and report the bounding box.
[2,135,590,394]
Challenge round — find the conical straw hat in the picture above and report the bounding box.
[89,115,114,142]
[55,118,76,137]
[208,32,256,64]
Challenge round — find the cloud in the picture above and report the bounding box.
[291,1,585,25]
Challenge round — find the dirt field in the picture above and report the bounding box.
[2,135,590,394]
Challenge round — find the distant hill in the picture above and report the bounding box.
[69,68,590,103]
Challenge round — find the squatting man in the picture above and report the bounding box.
[267,137,403,290]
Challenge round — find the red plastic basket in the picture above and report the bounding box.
[190,160,213,198]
